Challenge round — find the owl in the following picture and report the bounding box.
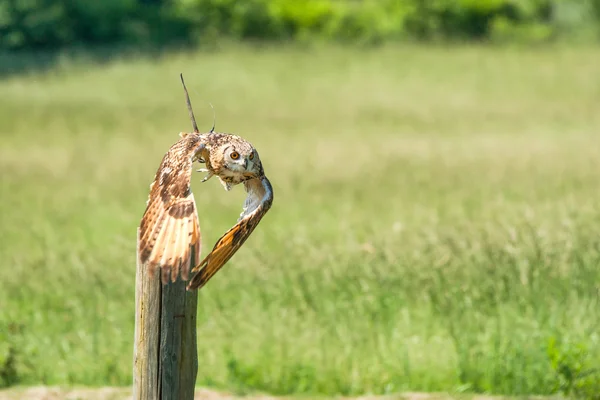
[138,75,273,290]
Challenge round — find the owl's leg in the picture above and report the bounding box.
[218,178,233,191]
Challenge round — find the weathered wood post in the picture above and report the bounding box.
[133,229,198,400]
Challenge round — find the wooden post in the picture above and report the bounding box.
[133,229,198,400]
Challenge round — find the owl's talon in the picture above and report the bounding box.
[201,171,214,183]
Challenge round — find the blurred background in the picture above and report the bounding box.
[1,0,600,399]
[2,0,600,55]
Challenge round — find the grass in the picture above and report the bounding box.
[0,44,599,397]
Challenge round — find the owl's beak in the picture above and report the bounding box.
[243,159,249,169]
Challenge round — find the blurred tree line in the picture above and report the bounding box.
[1,0,599,50]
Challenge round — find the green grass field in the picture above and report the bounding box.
[0,44,599,397]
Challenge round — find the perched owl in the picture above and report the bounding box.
[138,75,273,290]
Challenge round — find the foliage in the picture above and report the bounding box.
[0,325,18,388]
[548,337,600,399]
[0,0,599,50]
[0,0,192,50]
[1,45,600,395]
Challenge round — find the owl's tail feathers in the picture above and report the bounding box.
[138,193,201,284]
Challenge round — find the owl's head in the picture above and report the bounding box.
[213,141,262,191]
[221,142,261,176]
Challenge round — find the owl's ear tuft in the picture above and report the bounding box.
[180,73,199,134]
[209,102,216,133]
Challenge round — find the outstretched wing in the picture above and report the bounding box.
[187,175,274,290]
[138,133,207,284]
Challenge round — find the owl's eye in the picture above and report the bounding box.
[230,151,240,160]
[249,153,254,160]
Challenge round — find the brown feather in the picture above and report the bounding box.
[159,216,177,283]
[171,217,186,281]
[138,133,206,284]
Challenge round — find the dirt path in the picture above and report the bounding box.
[0,387,555,400]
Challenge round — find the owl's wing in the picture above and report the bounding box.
[187,175,274,290]
[138,133,207,284]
